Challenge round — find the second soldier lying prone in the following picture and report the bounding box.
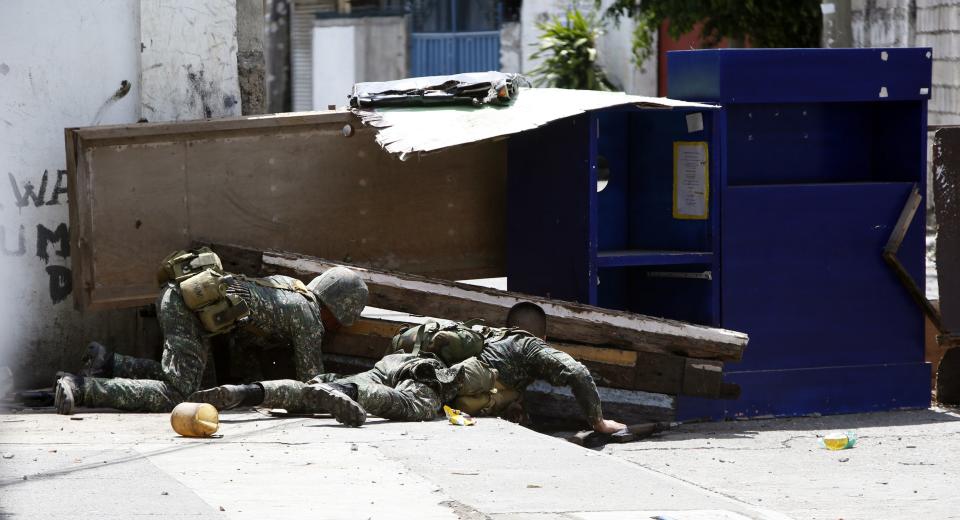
[192,303,627,433]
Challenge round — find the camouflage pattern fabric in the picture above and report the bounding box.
[111,353,164,380]
[254,333,603,424]
[84,275,325,413]
[259,353,445,421]
[477,334,603,424]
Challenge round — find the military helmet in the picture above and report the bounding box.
[307,267,369,326]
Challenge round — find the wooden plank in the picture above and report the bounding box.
[681,358,723,397]
[581,361,635,389]
[213,245,747,361]
[934,128,960,333]
[72,110,350,142]
[523,381,676,425]
[633,352,685,395]
[552,343,637,367]
[67,112,507,311]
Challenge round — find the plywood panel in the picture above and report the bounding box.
[83,141,191,307]
[68,112,507,310]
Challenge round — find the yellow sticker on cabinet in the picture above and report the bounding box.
[673,141,709,220]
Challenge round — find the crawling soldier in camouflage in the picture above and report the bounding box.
[53,248,369,415]
[193,303,627,434]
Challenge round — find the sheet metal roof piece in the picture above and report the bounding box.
[352,87,716,159]
[349,72,527,108]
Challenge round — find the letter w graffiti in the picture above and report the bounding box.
[9,171,49,207]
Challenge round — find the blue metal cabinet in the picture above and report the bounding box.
[507,106,720,325]
[669,48,932,419]
[506,48,933,419]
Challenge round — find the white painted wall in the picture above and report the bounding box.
[0,1,143,386]
[141,0,242,121]
[311,16,407,110]
[313,25,357,109]
[0,1,242,388]
[500,21,522,74]
[519,0,657,96]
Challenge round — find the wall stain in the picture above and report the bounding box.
[186,66,215,118]
[91,80,131,125]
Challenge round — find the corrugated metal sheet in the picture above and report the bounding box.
[291,0,336,112]
[352,87,716,156]
[410,31,500,76]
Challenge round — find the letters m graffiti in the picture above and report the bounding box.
[37,223,73,304]
[37,223,69,264]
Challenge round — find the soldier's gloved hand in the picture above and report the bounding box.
[189,384,261,411]
[592,418,627,434]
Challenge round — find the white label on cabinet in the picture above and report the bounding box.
[685,112,704,133]
[673,141,709,220]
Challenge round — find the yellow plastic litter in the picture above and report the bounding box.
[820,432,857,450]
[170,402,220,437]
[443,405,476,426]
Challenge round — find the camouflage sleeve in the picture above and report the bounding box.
[288,303,326,381]
[522,338,604,424]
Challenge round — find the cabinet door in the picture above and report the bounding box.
[722,182,925,371]
[68,114,507,310]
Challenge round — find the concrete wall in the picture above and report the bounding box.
[1,1,143,387]
[312,15,407,110]
[500,21,522,74]
[850,0,916,48]
[0,1,246,388]
[141,0,242,121]
[237,0,267,115]
[916,0,960,125]
[843,0,960,125]
[313,24,357,108]
[519,0,657,95]
[595,1,658,97]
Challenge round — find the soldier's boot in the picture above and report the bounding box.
[79,342,113,377]
[189,384,264,411]
[302,383,366,427]
[54,373,84,415]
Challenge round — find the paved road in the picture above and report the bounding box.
[602,407,960,520]
[0,410,787,520]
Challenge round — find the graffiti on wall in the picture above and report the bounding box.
[3,170,72,304]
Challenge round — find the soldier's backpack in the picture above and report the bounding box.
[390,319,487,366]
[157,247,315,335]
[157,247,223,286]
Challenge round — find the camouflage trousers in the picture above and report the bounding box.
[83,286,212,413]
[260,353,443,421]
[111,353,164,380]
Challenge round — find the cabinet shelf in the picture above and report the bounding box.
[596,249,714,268]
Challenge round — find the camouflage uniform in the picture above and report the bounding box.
[259,352,451,421]
[254,329,603,424]
[478,333,603,424]
[83,275,326,413]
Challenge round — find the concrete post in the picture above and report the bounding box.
[822,0,853,48]
[266,0,292,113]
[237,0,267,115]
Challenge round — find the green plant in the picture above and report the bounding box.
[601,0,823,65]
[529,9,615,91]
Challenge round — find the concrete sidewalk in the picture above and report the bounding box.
[0,410,788,520]
[601,407,960,520]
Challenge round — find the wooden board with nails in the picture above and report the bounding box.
[213,243,748,362]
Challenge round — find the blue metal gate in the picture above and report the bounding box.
[410,0,501,76]
[411,32,501,76]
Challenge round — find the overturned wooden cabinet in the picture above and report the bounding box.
[66,112,507,310]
